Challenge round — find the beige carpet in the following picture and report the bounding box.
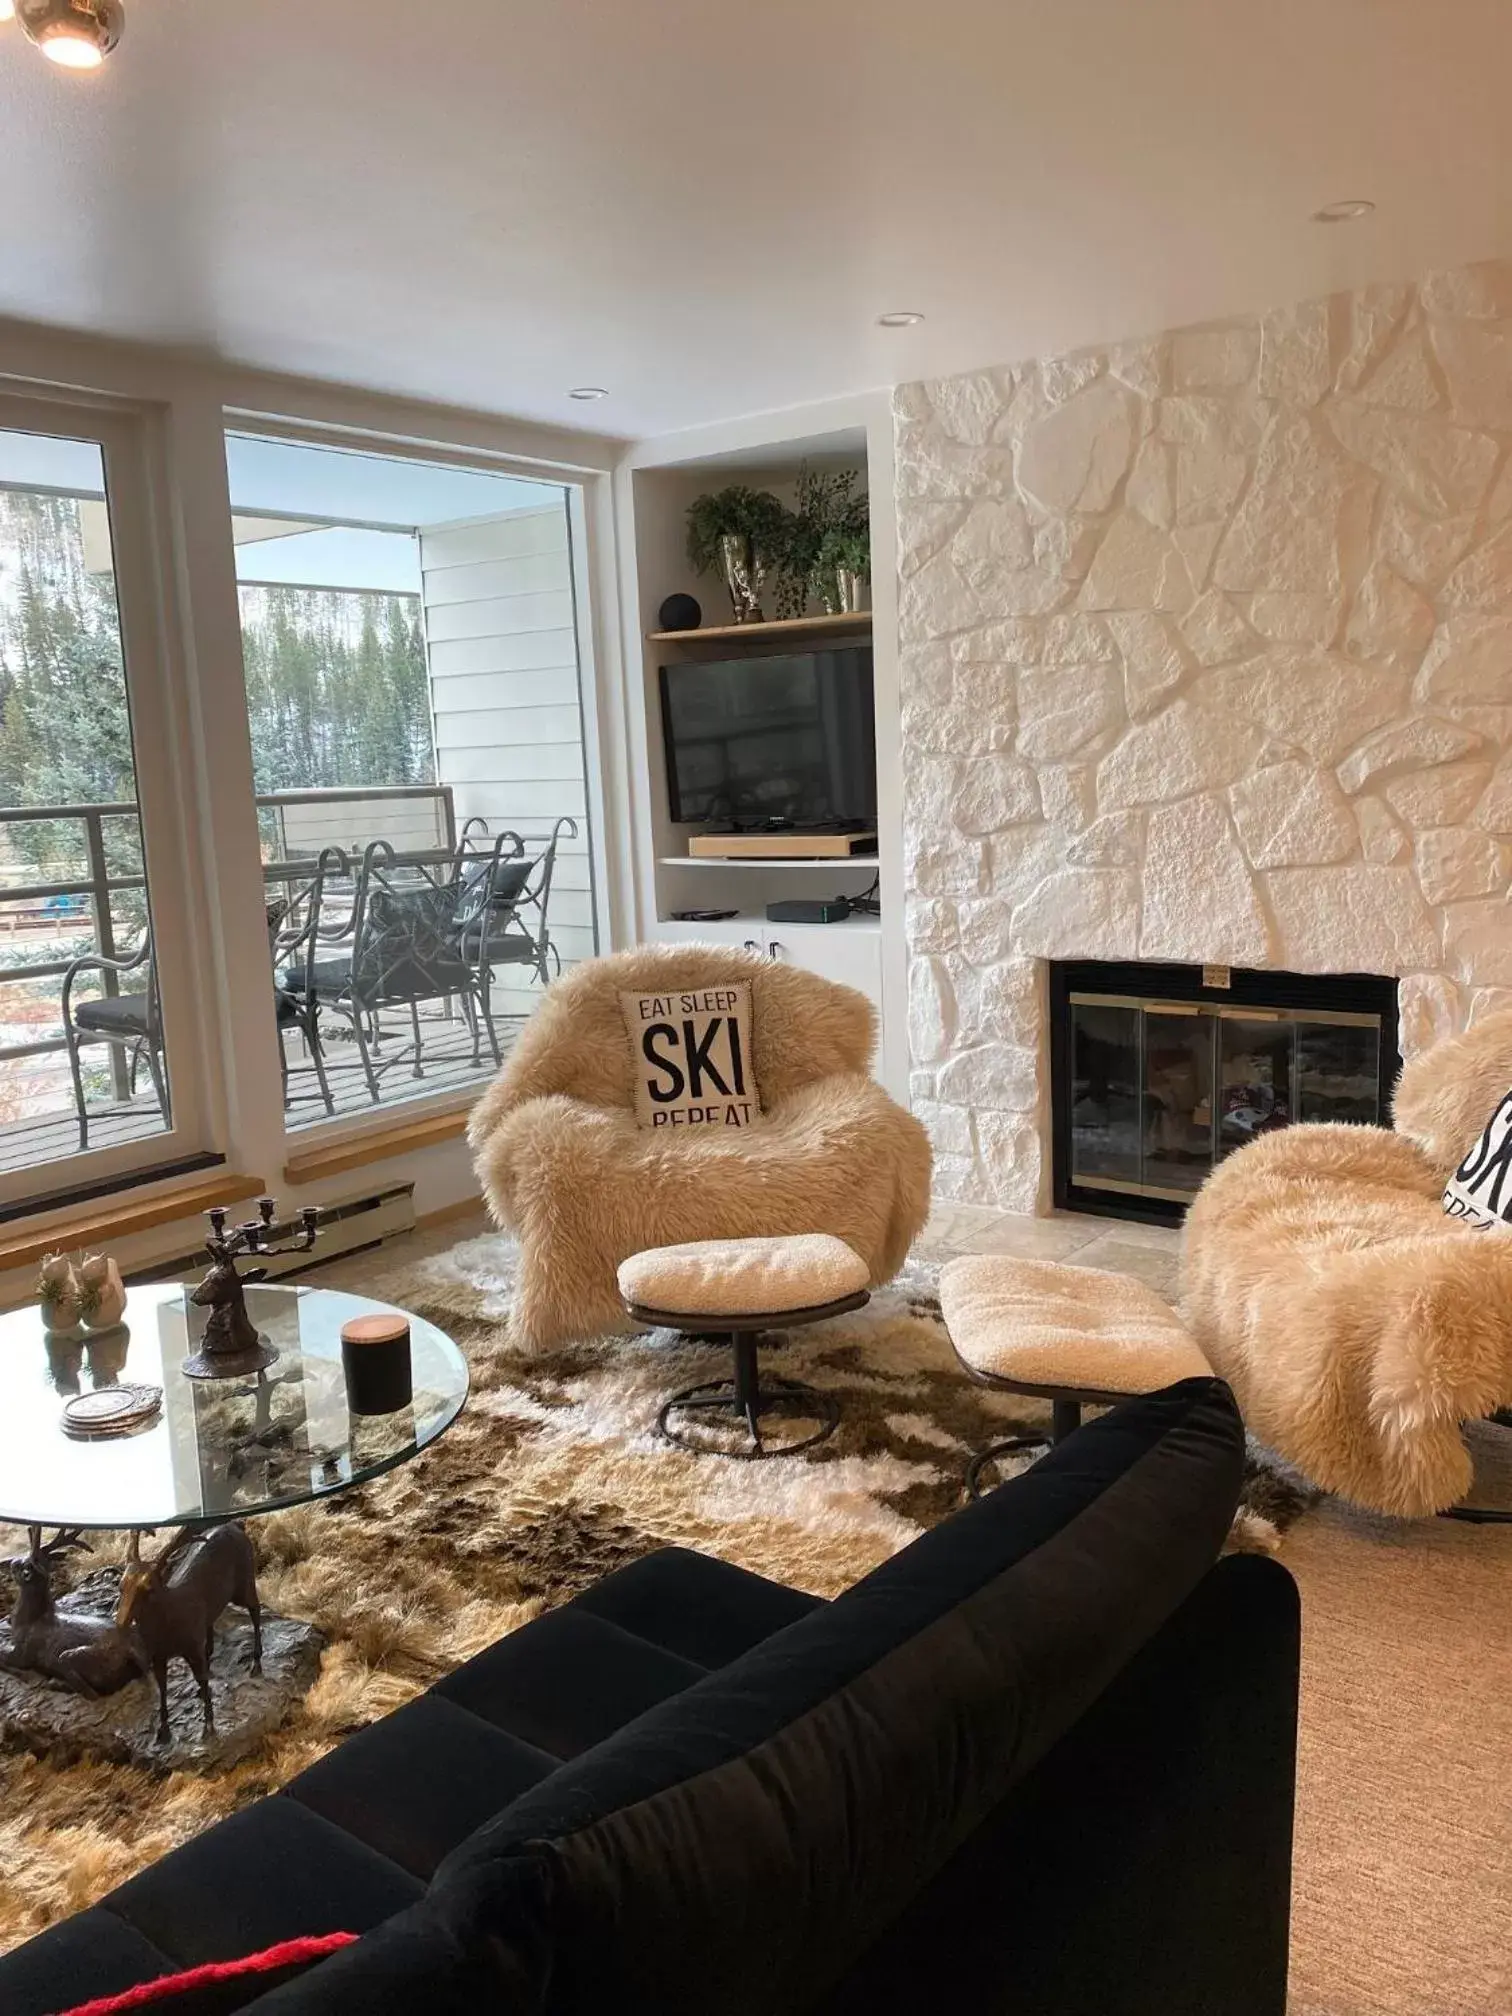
[1282,1470,1512,2016]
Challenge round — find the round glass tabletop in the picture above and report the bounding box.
[0,1283,469,1531]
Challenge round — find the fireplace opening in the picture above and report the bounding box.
[1049,960,1401,1225]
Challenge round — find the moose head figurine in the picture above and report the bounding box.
[0,1527,146,1697]
[184,1198,320,1380]
[117,1524,262,1743]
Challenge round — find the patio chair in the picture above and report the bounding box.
[265,888,336,1120]
[61,925,166,1152]
[454,814,577,994]
[281,841,497,1105]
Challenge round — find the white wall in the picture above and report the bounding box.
[421,504,598,1013]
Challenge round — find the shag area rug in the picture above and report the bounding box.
[0,1237,1316,1955]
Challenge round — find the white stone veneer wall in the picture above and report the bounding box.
[896,258,1512,1210]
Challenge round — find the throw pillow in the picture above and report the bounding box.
[618,983,760,1131]
[1442,1088,1512,1231]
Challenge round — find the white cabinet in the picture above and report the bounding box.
[651,916,882,1008]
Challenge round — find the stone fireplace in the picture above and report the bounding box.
[896,256,1512,1213]
[1048,959,1399,1224]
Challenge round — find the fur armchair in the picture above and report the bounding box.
[1181,1012,1512,1517]
[468,946,932,1352]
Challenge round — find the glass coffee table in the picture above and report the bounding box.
[0,1281,469,1536]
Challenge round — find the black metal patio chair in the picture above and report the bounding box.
[280,840,501,1105]
[454,814,578,996]
[61,926,166,1152]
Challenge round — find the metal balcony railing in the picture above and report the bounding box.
[0,785,459,1097]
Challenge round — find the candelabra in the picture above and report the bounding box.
[183,1199,320,1380]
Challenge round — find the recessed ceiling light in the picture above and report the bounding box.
[877,311,925,328]
[1311,199,1375,225]
[17,0,124,66]
[0,2,15,23]
[568,386,608,401]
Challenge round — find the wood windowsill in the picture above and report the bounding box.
[0,1171,268,1277]
[283,1105,474,1187]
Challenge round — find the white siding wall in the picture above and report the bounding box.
[420,504,596,1015]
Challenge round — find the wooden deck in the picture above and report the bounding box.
[0,1004,527,1179]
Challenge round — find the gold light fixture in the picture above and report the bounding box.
[16,0,124,68]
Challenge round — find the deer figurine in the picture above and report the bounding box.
[0,1528,146,1696]
[117,1524,262,1743]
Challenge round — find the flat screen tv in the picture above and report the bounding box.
[659,648,876,828]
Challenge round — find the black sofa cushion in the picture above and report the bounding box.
[567,1546,824,1666]
[432,1606,707,1757]
[101,1799,422,1970]
[0,1908,174,2016]
[245,1377,1246,2015]
[1,1804,422,2016]
[285,1695,558,1879]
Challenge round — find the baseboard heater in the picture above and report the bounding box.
[132,1181,419,1287]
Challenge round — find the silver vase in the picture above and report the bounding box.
[719,533,766,623]
[819,567,870,615]
[834,567,868,614]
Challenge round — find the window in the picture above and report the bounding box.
[224,432,599,1129]
[0,404,211,1198]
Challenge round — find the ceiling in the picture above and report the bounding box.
[3,0,1511,441]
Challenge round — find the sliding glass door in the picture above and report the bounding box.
[0,399,212,1202]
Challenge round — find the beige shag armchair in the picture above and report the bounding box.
[1181,1010,1512,1519]
[468,945,932,1352]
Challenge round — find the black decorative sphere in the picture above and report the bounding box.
[658,593,702,633]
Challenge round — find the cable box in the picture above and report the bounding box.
[766,898,852,924]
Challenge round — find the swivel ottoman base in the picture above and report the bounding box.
[618,1235,870,1461]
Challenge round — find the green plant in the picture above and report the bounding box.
[815,526,871,583]
[684,486,788,575]
[777,465,869,616]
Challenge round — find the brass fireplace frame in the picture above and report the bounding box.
[1048,961,1401,1225]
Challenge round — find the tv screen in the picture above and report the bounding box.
[659,649,876,828]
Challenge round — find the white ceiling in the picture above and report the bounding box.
[3,0,1512,441]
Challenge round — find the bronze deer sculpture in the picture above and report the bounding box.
[0,1528,146,1696]
[117,1524,262,1742]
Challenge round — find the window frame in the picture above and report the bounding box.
[218,413,615,1150]
[0,390,223,1208]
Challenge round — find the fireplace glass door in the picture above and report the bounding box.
[1065,993,1383,1207]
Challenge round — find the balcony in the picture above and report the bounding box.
[0,786,576,1177]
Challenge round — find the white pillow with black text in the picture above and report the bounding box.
[1443,1088,1512,1231]
[618,983,760,1132]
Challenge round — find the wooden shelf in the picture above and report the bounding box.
[658,855,879,871]
[647,611,872,646]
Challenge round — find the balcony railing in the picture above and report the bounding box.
[0,785,460,1097]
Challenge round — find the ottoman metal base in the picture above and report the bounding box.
[628,1293,866,1462]
[657,1344,840,1461]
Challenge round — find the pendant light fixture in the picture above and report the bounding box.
[15,0,124,68]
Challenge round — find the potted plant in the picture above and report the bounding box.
[776,464,865,618]
[685,486,789,623]
[813,522,871,614]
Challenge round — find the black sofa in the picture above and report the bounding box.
[1,1378,1300,2016]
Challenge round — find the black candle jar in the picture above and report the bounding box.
[341,1313,413,1416]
